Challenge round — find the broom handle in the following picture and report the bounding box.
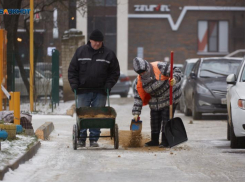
[169,51,174,120]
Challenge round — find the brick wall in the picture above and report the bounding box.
[61,30,85,102]
[128,0,245,70]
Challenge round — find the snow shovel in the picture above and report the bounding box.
[164,51,188,148]
[130,117,142,133]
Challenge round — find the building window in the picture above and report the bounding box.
[92,0,117,7]
[88,0,117,54]
[198,20,228,53]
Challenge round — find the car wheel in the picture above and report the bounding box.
[230,111,245,148]
[59,87,63,100]
[227,115,230,141]
[120,93,128,98]
[184,104,192,116]
[192,98,202,120]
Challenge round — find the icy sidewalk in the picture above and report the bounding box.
[4,110,245,182]
[0,99,75,170]
[0,99,75,180]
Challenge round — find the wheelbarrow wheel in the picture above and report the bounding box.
[73,124,77,150]
[114,124,119,149]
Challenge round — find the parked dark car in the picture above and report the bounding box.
[111,72,132,97]
[184,57,243,120]
[179,58,198,113]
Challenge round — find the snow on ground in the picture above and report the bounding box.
[3,93,245,181]
[0,92,132,172]
[0,135,37,170]
[2,97,245,182]
[19,100,75,115]
[0,97,75,171]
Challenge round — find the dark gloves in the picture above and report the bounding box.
[105,83,112,90]
[105,83,112,93]
[72,86,78,93]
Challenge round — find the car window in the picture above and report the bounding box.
[36,63,52,72]
[24,69,41,78]
[173,64,183,72]
[199,59,241,78]
[185,62,196,76]
[192,60,200,74]
[15,69,20,78]
[24,69,30,78]
[191,63,196,72]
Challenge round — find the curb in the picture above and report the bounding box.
[66,104,75,117]
[0,141,41,181]
[35,122,54,140]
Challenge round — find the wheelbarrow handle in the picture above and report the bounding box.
[75,89,77,108]
[107,89,110,107]
[74,88,110,108]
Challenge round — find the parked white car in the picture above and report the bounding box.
[226,57,245,148]
[35,63,63,99]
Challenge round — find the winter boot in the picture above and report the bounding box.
[90,140,99,147]
[144,133,159,147]
[78,140,86,147]
[159,132,169,148]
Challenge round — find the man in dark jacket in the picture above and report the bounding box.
[68,29,120,147]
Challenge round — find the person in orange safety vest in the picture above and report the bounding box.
[132,57,182,147]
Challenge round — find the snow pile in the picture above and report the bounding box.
[0,135,37,170]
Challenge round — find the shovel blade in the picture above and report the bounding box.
[164,117,188,148]
[130,119,142,132]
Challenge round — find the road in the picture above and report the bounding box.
[3,98,245,182]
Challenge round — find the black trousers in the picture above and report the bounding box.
[150,105,176,134]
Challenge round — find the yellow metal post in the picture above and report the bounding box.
[0,29,7,111]
[9,92,14,111]
[30,0,34,112]
[0,30,3,111]
[14,92,20,125]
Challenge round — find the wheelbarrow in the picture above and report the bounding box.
[72,89,119,150]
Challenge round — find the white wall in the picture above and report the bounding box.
[117,0,128,75]
[76,9,87,43]
[76,1,129,75]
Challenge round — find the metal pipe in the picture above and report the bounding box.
[14,92,20,125]
[30,0,34,112]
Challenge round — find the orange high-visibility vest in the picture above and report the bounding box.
[137,61,169,106]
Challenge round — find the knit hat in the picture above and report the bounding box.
[133,57,149,74]
[89,29,104,41]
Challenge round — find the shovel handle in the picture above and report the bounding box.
[169,51,174,119]
[134,116,140,122]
